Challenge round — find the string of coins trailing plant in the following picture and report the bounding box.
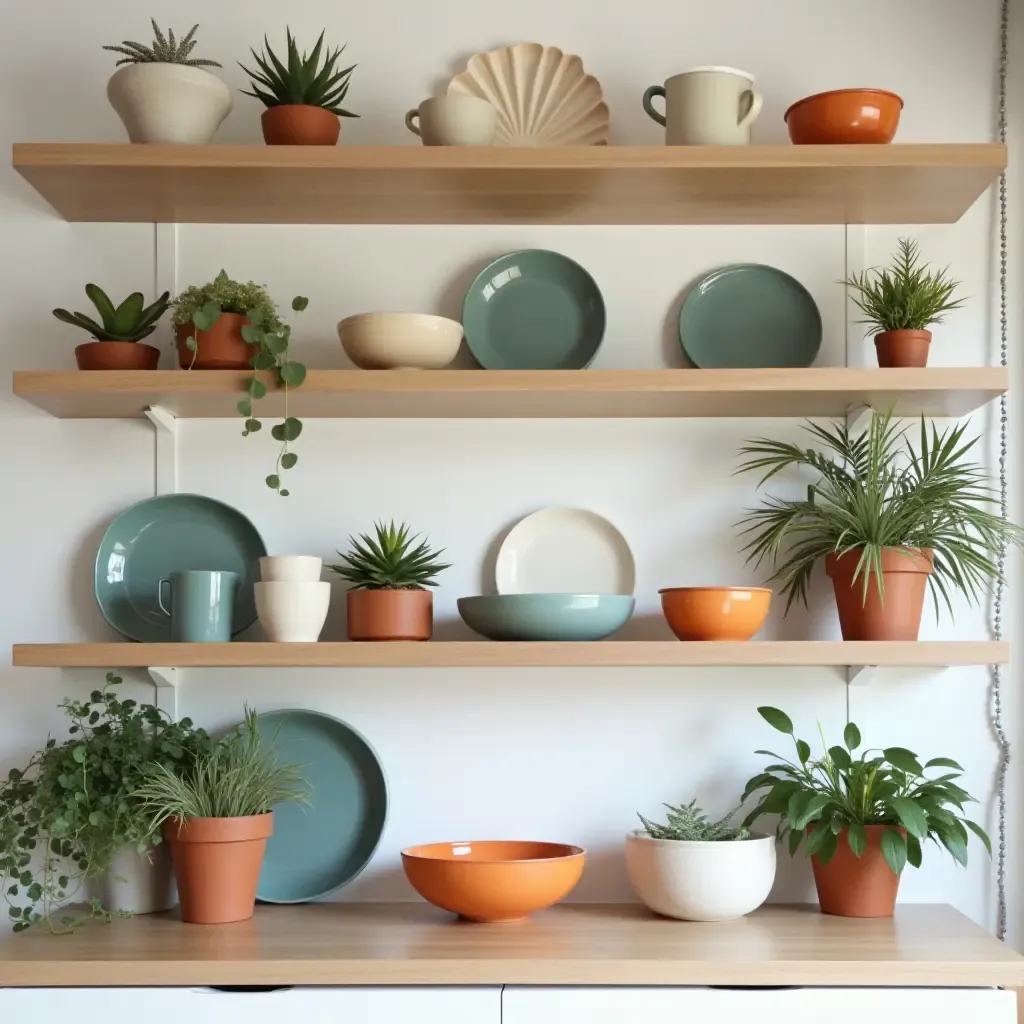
[0,673,211,933]
[638,800,750,842]
[103,20,222,67]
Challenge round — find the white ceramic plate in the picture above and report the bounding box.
[495,508,635,595]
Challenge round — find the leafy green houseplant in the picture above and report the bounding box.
[742,706,989,917]
[330,521,450,641]
[638,800,749,841]
[0,673,211,933]
[842,238,965,367]
[104,21,222,67]
[735,410,1021,640]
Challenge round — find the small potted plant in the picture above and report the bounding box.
[104,20,232,144]
[330,521,450,641]
[240,29,358,145]
[743,706,989,918]
[625,800,775,922]
[134,707,307,925]
[736,410,1022,640]
[842,238,965,367]
[53,285,169,370]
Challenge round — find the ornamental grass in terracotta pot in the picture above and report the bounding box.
[736,410,1022,641]
[330,521,450,641]
[743,706,989,918]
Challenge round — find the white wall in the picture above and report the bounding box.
[1,0,1019,940]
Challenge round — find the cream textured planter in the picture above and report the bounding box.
[255,581,331,642]
[107,63,232,144]
[625,829,776,921]
[90,843,176,915]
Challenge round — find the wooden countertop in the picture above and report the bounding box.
[0,903,1020,988]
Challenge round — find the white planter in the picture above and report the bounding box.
[107,63,233,144]
[255,581,331,641]
[625,829,776,921]
[259,555,323,583]
[90,843,176,915]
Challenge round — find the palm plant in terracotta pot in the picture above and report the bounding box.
[330,521,450,641]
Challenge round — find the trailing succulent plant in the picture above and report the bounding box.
[104,20,221,68]
[53,285,170,343]
[638,800,750,842]
[240,30,358,116]
[330,521,450,590]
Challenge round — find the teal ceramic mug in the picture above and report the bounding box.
[157,570,239,642]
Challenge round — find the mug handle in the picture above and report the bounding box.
[404,110,422,137]
[642,86,667,127]
[738,89,763,129]
[157,577,172,618]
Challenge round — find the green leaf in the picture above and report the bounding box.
[281,416,302,441]
[828,745,852,771]
[249,378,268,400]
[906,833,923,869]
[58,875,69,889]
[796,739,810,764]
[237,398,252,417]
[884,747,924,776]
[292,295,309,312]
[246,307,265,327]
[847,821,866,857]
[185,335,198,352]
[271,423,285,441]
[266,474,280,490]
[814,829,838,866]
[962,818,992,856]
[793,793,832,830]
[264,332,289,356]
[240,324,264,345]
[192,301,221,332]
[880,827,907,875]
[72,745,86,764]
[280,489,290,497]
[245,418,262,433]
[281,452,298,469]
[112,291,144,334]
[252,352,277,371]
[279,361,306,387]
[888,796,928,839]
[844,722,861,750]
[925,757,964,772]
[788,827,804,857]
[758,706,794,735]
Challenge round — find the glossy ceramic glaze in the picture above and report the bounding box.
[75,341,160,371]
[255,710,388,904]
[462,250,606,370]
[347,589,434,641]
[338,312,463,370]
[812,825,904,917]
[405,95,497,146]
[94,493,266,642]
[259,555,323,583]
[401,840,586,922]
[255,581,331,642]
[157,570,239,643]
[875,329,932,368]
[458,594,635,641]
[659,586,772,641]
[785,88,903,145]
[176,313,253,369]
[262,104,341,145]
[643,67,762,145]
[679,263,822,369]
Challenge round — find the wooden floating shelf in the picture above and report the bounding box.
[13,368,1008,420]
[12,143,1005,225]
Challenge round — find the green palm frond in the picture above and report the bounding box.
[329,520,449,590]
[104,19,221,67]
[52,285,170,342]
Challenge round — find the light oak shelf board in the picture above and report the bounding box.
[12,143,1005,225]
[13,368,1009,420]
[0,903,1020,987]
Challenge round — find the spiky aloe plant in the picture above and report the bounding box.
[638,800,750,842]
[329,522,450,590]
[104,21,221,68]
[240,30,358,117]
[53,285,170,342]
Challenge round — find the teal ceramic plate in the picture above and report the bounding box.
[256,710,388,904]
[678,263,822,368]
[458,594,635,641]
[94,493,266,642]
[462,250,606,369]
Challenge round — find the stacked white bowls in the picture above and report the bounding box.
[255,556,330,642]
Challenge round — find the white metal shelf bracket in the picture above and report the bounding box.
[147,666,179,719]
[144,405,178,496]
[845,665,876,688]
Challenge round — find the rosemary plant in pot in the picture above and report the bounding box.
[743,706,989,917]
[736,410,1021,640]
[625,800,775,922]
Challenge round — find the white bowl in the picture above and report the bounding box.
[259,555,322,583]
[625,829,776,921]
[338,312,463,370]
[255,581,331,642]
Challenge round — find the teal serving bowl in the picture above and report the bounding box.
[458,594,635,641]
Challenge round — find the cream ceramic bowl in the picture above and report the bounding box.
[338,313,463,370]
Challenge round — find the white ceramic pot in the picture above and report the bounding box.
[259,555,323,583]
[255,581,331,642]
[107,63,233,144]
[338,313,464,370]
[625,829,776,921]
[90,843,176,915]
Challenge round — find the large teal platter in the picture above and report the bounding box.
[256,709,388,904]
[94,493,266,642]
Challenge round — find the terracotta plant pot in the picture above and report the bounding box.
[825,547,933,641]
[176,313,253,370]
[811,825,904,917]
[347,589,433,641]
[262,105,341,146]
[875,329,932,368]
[75,341,160,371]
[163,813,273,924]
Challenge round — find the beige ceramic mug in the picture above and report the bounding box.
[405,95,497,146]
[643,66,762,145]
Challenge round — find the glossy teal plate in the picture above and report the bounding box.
[94,493,266,642]
[679,263,822,368]
[462,249,606,369]
[256,710,388,904]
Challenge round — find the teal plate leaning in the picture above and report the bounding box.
[678,263,822,368]
[94,493,266,642]
[256,709,388,904]
[462,249,606,369]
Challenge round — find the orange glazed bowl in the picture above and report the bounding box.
[660,587,772,641]
[401,840,586,922]
[784,89,903,144]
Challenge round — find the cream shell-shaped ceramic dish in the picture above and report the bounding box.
[448,42,609,146]
[338,313,464,370]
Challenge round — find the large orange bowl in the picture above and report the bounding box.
[785,88,903,144]
[401,840,585,922]
[660,587,771,641]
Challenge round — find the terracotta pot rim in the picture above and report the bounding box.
[785,88,904,121]
[350,587,431,593]
[659,586,772,594]
[626,828,773,845]
[874,329,933,339]
[164,813,273,843]
[826,547,934,576]
[76,340,160,349]
[402,841,586,863]
[262,103,338,115]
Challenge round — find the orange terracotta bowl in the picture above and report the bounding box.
[784,89,903,145]
[660,587,772,641]
[401,840,586,923]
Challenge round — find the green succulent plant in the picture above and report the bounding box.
[53,285,170,343]
[240,30,358,116]
[638,800,750,842]
[104,20,221,68]
[330,521,450,590]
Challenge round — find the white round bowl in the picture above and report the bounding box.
[338,312,463,370]
[625,829,776,922]
[255,581,331,642]
[259,555,323,583]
